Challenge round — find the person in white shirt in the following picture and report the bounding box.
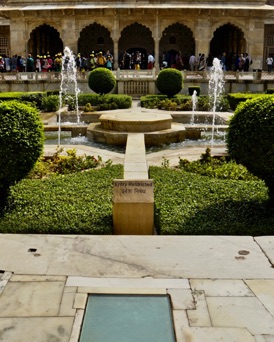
[147,52,155,70]
[266,56,273,73]
[189,54,196,71]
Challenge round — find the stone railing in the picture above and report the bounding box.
[0,69,273,95]
[0,69,273,83]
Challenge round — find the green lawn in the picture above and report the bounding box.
[0,164,273,236]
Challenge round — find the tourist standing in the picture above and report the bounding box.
[206,53,213,71]
[4,56,11,72]
[147,52,155,70]
[221,52,227,71]
[266,55,273,73]
[134,51,142,70]
[105,55,113,70]
[11,55,17,72]
[26,54,34,72]
[189,54,196,71]
[0,56,5,73]
[97,51,106,67]
[198,53,206,71]
[35,55,41,72]
[89,53,97,70]
[238,54,245,71]
[175,51,184,70]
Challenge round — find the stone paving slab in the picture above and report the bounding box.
[207,296,274,335]
[0,235,273,279]
[181,327,256,342]
[254,237,274,266]
[190,279,254,297]
[0,317,73,342]
[0,281,65,317]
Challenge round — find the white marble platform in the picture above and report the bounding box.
[0,234,274,342]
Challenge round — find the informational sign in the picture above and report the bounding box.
[113,179,154,203]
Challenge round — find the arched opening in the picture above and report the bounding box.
[160,23,195,68]
[78,23,113,57]
[210,23,246,57]
[118,22,154,69]
[28,24,63,57]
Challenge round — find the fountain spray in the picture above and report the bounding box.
[208,58,225,147]
[57,47,81,145]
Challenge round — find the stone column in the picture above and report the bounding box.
[245,19,264,70]
[61,15,77,53]
[154,15,160,71]
[112,14,119,70]
[154,39,160,71]
[9,18,26,57]
[195,19,211,57]
[113,40,119,70]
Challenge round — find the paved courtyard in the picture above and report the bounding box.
[0,235,274,341]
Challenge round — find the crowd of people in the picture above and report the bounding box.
[0,49,273,73]
[160,51,255,72]
[0,49,156,73]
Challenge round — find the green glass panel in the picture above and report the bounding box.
[80,294,175,342]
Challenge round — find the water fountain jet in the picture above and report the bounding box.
[57,47,81,145]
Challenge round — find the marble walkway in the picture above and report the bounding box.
[0,234,274,342]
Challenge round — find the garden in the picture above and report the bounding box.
[0,67,273,236]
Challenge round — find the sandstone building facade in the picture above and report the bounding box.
[0,0,274,70]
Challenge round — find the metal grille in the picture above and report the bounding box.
[123,81,149,95]
[0,36,9,56]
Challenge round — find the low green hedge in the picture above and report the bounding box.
[0,165,123,234]
[226,93,272,111]
[1,162,273,235]
[78,94,132,109]
[150,166,273,235]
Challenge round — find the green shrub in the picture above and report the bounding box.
[156,68,183,97]
[157,99,177,111]
[28,148,111,178]
[42,95,59,112]
[20,92,44,108]
[79,93,131,109]
[226,93,268,111]
[1,165,123,234]
[150,166,272,235]
[0,101,44,208]
[83,103,95,112]
[227,96,274,204]
[88,67,116,94]
[178,148,258,181]
[78,94,101,106]
[188,86,200,96]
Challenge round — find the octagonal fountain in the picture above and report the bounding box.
[86,112,194,146]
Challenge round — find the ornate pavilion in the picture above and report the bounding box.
[0,0,274,70]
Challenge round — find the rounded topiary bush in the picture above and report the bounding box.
[88,67,116,94]
[227,96,274,203]
[156,68,183,97]
[0,100,44,208]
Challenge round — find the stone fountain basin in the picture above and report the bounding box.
[99,113,173,132]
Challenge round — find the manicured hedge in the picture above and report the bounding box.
[150,166,273,235]
[227,95,274,203]
[0,165,123,234]
[1,164,273,235]
[78,94,132,109]
[226,93,272,111]
[156,68,183,96]
[0,100,44,208]
[88,67,116,94]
